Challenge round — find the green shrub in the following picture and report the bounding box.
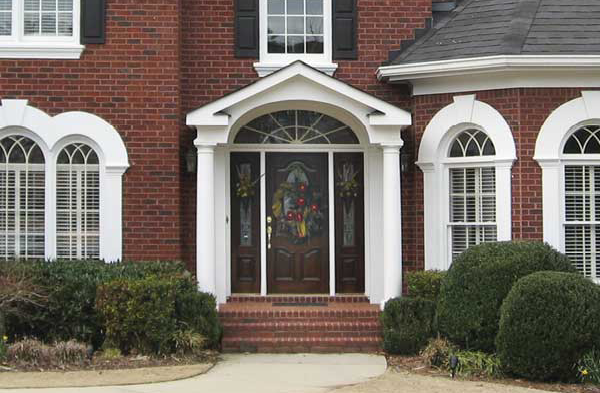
[454,351,503,378]
[436,241,574,352]
[382,297,436,355]
[174,279,221,348]
[5,260,186,348]
[96,277,178,355]
[577,349,600,385]
[496,272,600,381]
[0,334,7,361]
[406,270,446,301]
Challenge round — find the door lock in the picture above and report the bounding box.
[267,216,273,249]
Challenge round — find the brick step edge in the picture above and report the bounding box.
[219,311,381,319]
[222,321,381,331]
[226,296,370,303]
[222,331,382,339]
[222,337,382,353]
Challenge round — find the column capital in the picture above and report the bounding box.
[382,144,402,153]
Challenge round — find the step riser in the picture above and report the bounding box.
[222,323,381,331]
[222,345,381,353]
[226,296,370,303]
[223,331,381,338]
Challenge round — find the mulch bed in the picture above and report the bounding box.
[0,350,219,373]
[387,355,600,393]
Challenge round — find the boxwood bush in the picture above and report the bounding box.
[436,241,574,352]
[496,272,600,381]
[405,270,446,302]
[3,260,218,351]
[381,297,436,355]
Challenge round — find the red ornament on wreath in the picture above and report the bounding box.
[286,211,295,221]
[310,204,319,212]
[296,212,303,222]
[297,197,306,206]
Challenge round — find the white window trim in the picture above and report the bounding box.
[417,95,516,270]
[254,0,337,77]
[534,91,600,282]
[0,0,83,59]
[0,99,129,262]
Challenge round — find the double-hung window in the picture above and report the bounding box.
[447,130,497,261]
[562,125,600,279]
[0,0,82,58]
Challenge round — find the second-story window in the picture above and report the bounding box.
[267,0,323,54]
[23,0,73,37]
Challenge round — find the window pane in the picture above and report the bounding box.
[24,0,39,11]
[287,16,303,34]
[268,0,284,14]
[42,0,56,11]
[287,35,304,53]
[0,12,10,36]
[307,0,323,15]
[286,0,303,14]
[57,12,72,35]
[268,35,285,53]
[268,16,284,34]
[24,13,40,35]
[58,0,72,11]
[306,36,323,53]
[306,17,322,34]
[41,12,57,34]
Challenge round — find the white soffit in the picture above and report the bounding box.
[377,55,600,96]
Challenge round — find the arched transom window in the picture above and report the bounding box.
[562,125,600,279]
[56,143,100,260]
[0,135,45,260]
[448,130,497,260]
[234,110,359,144]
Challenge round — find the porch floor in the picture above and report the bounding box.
[219,296,382,353]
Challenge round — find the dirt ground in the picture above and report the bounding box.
[0,363,214,389]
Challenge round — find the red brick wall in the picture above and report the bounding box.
[404,88,594,273]
[0,0,183,261]
[179,0,433,267]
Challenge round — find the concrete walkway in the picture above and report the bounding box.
[0,354,387,393]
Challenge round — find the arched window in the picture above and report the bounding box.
[562,125,600,278]
[535,92,600,282]
[56,143,100,260]
[448,130,497,260]
[234,110,358,144]
[0,135,45,260]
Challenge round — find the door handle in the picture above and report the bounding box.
[267,216,272,249]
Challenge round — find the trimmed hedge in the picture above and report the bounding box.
[381,297,436,355]
[496,272,600,381]
[3,260,210,349]
[406,270,446,302]
[436,241,575,352]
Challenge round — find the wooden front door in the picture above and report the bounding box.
[266,153,329,293]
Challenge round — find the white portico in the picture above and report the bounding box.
[186,61,411,306]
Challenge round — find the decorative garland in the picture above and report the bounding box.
[272,180,324,244]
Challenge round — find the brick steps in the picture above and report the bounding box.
[219,297,382,353]
[227,295,370,303]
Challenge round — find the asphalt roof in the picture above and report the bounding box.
[390,0,600,65]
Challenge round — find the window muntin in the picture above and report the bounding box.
[24,0,73,37]
[447,130,497,261]
[235,110,358,144]
[267,0,324,55]
[0,135,45,260]
[56,143,99,260]
[563,125,600,155]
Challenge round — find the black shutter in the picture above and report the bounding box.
[81,0,106,44]
[333,0,357,60]
[235,0,259,58]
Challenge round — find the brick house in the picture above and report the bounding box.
[1,0,599,350]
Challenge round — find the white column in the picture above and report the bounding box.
[495,160,514,242]
[382,145,403,303]
[539,160,563,250]
[196,144,216,295]
[100,166,127,262]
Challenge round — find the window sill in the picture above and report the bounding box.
[0,43,85,59]
[254,61,338,77]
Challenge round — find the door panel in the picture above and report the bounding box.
[334,153,365,293]
[230,152,261,293]
[266,153,329,293]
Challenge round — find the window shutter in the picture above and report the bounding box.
[235,0,259,58]
[81,0,106,44]
[332,0,357,60]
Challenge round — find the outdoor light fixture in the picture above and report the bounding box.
[450,355,459,379]
[401,151,412,173]
[185,148,197,173]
